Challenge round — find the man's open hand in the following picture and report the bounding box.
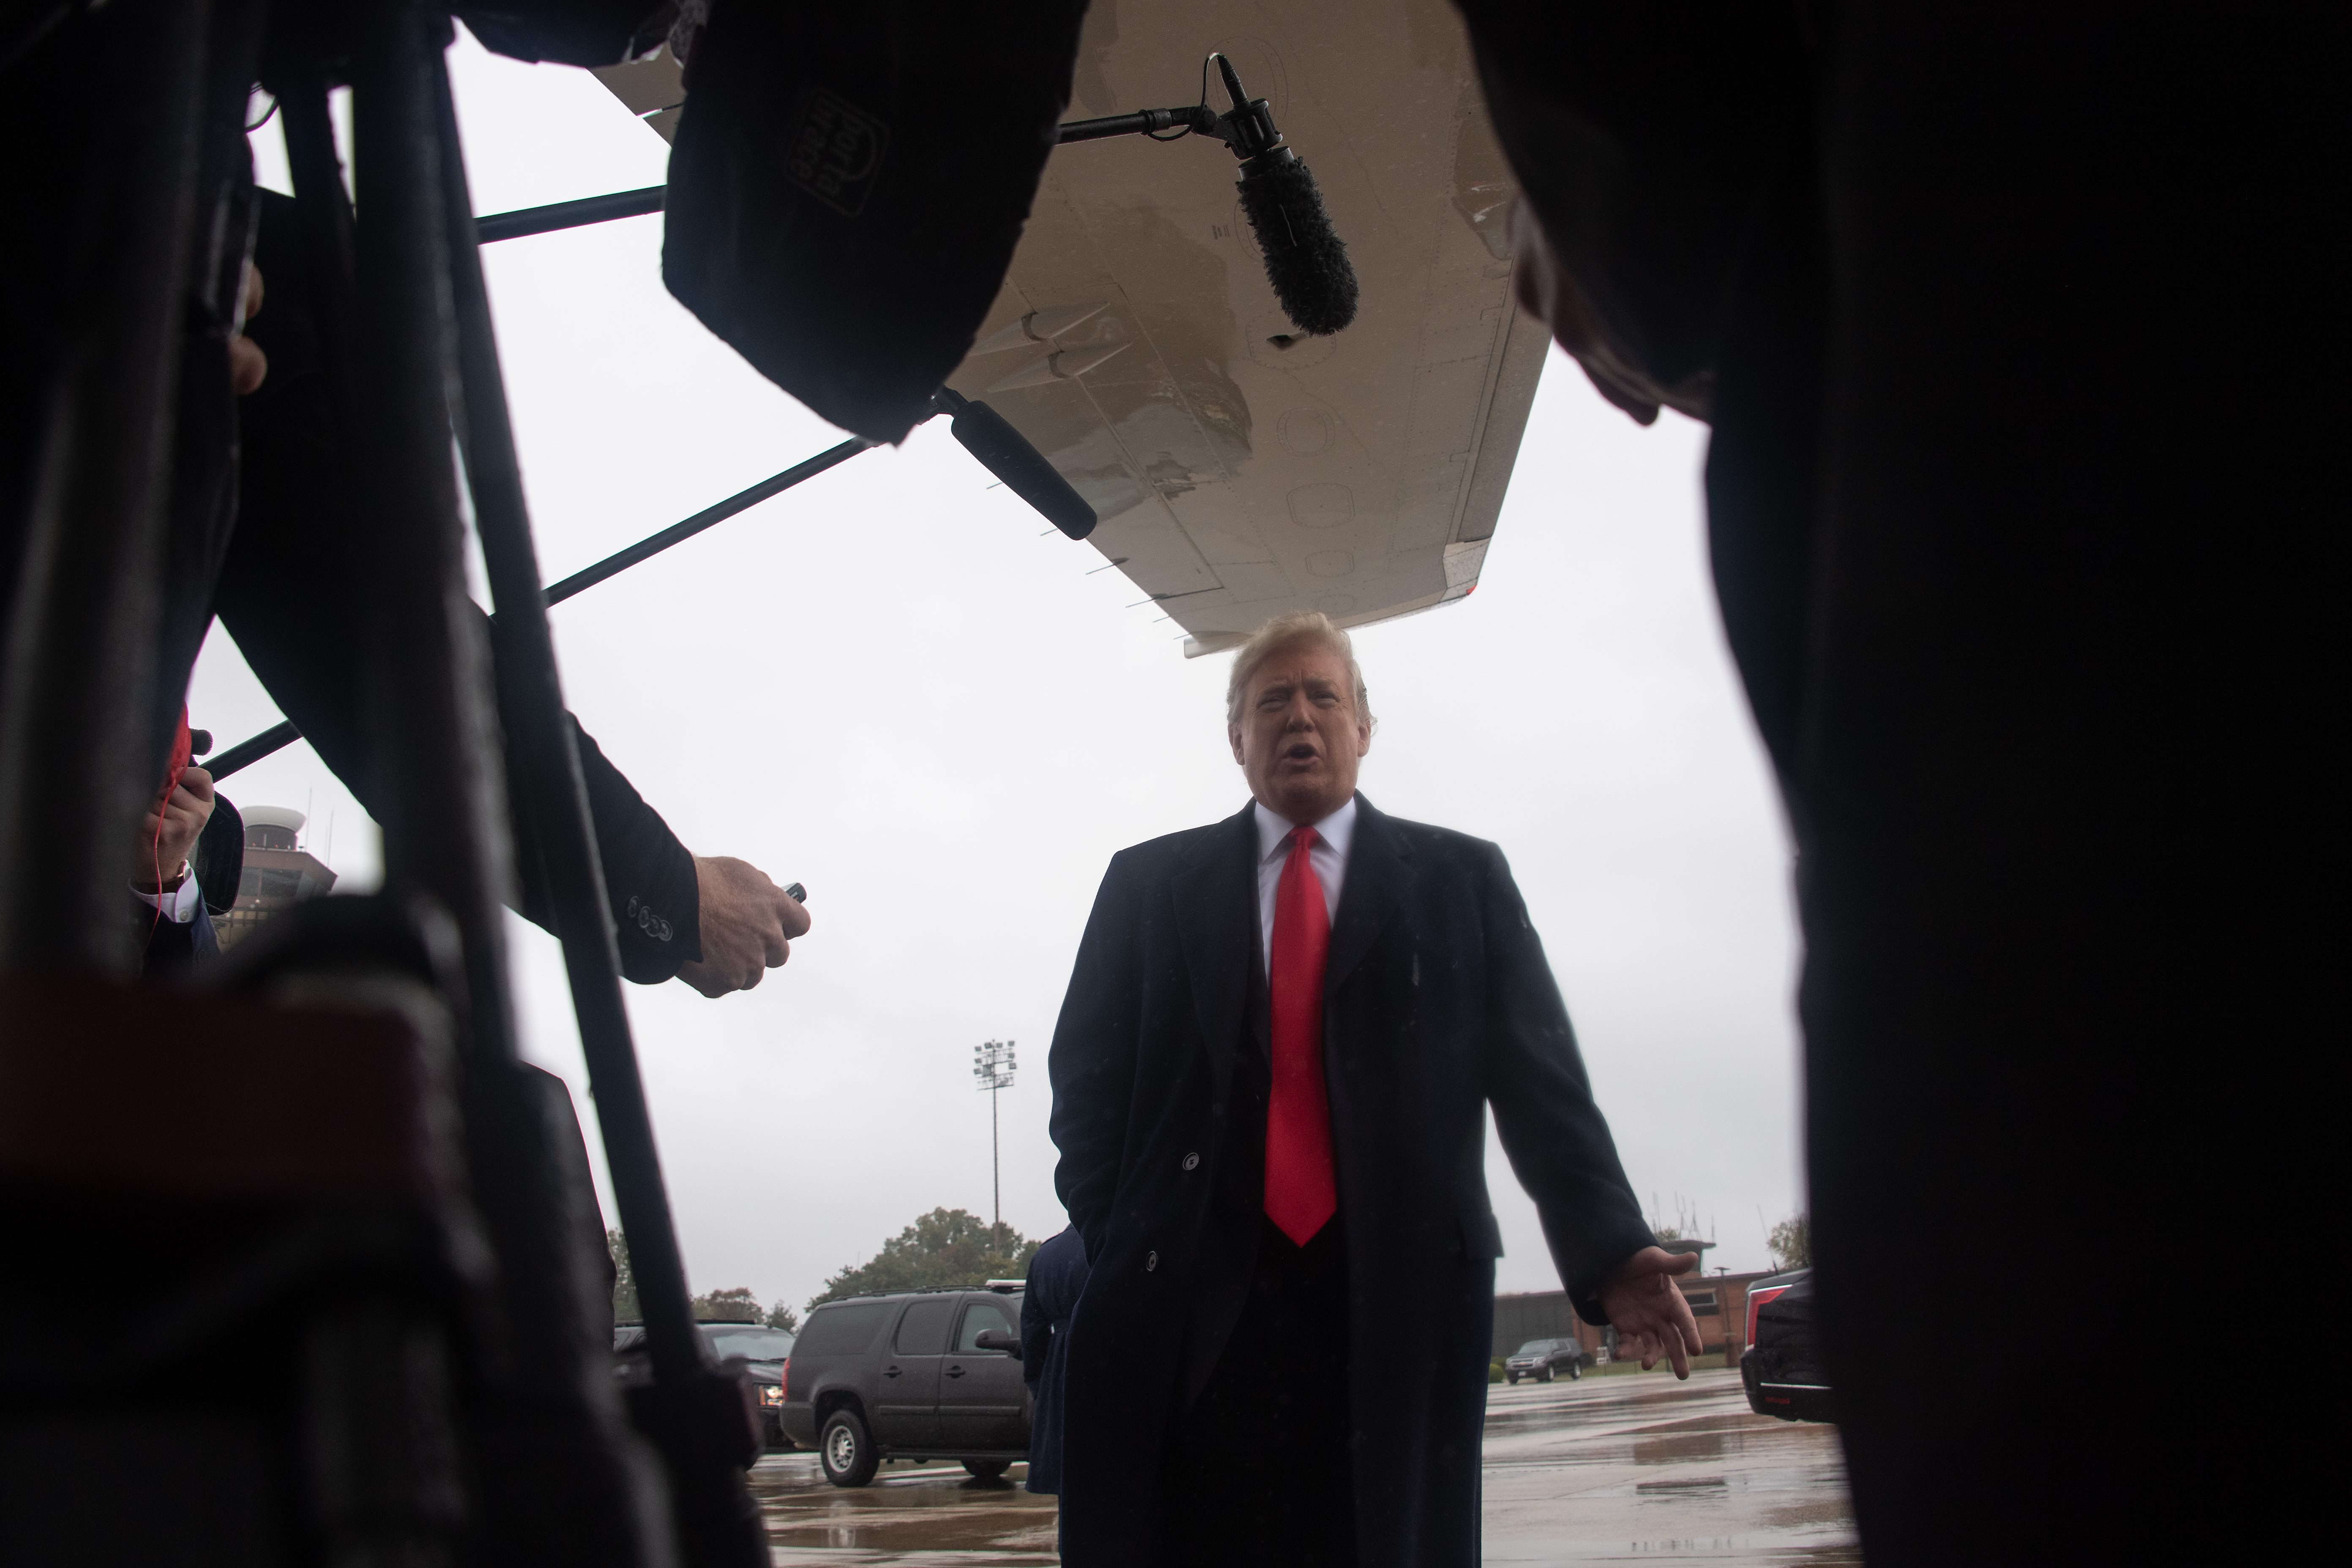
[136,766,215,893]
[675,855,811,998]
[1596,1245,1707,1379]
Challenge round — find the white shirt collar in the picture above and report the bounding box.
[1253,795,1358,866]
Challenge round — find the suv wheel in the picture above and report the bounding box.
[1505,1372,1519,1384]
[1567,1361,1582,1380]
[963,1459,1009,1481]
[820,1410,879,1488]
[1538,1365,1555,1383]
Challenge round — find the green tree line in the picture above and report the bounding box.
[607,1206,1045,1329]
[607,1229,800,1331]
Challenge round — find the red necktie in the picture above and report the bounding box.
[1266,826,1338,1245]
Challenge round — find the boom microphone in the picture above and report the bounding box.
[1056,54,1359,338]
[1235,147,1357,337]
[1215,58,1358,337]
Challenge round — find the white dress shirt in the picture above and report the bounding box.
[130,868,202,924]
[1253,796,1356,972]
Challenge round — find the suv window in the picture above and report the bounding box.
[796,1302,889,1356]
[894,1297,956,1354]
[705,1327,795,1362]
[956,1299,1015,1352]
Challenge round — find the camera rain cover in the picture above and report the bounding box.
[662,0,1090,443]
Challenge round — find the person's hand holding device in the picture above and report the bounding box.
[676,856,811,997]
[136,766,216,894]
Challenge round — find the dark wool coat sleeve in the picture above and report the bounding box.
[1475,841,1657,1321]
[1048,850,1148,1263]
[137,894,220,978]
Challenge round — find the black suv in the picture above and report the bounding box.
[1739,1268,1832,1422]
[615,1320,799,1449]
[780,1286,1029,1486]
[1502,1337,1586,1383]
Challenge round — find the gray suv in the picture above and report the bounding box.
[780,1286,1029,1487]
[1503,1337,1587,1383]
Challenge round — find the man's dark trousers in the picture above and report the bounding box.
[1048,797,1653,1568]
[1162,1219,1355,1567]
[1163,932,1352,1565]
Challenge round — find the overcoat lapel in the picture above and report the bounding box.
[1171,804,1258,1104]
[1326,795,1407,995]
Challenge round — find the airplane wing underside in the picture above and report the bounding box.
[591,0,1541,656]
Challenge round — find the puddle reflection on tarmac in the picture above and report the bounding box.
[748,1367,1855,1565]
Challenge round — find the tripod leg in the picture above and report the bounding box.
[332,3,678,1561]
[426,38,768,1568]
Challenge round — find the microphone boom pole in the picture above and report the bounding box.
[206,386,1089,781]
[203,439,869,781]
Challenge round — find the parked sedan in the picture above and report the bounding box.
[615,1320,800,1449]
[1503,1337,1586,1383]
[1739,1269,1832,1422]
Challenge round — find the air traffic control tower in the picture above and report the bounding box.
[215,805,336,952]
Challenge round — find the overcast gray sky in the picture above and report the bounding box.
[198,33,1804,1310]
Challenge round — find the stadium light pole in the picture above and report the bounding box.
[972,1039,1017,1225]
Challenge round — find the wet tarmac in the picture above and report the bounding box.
[747,1368,1854,1564]
[749,1452,1059,1565]
[1476,1369,1855,1564]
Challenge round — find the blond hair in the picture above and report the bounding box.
[1224,612,1374,729]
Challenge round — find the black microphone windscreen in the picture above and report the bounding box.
[1236,152,1358,336]
[950,400,1098,539]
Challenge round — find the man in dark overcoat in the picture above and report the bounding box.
[1047,612,1703,1567]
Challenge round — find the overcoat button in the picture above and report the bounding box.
[1181,1152,1200,1171]
[1146,1250,1159,1271]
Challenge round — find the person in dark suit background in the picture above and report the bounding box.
[1048,612,1702,1568]
[1018,1225,1089,1516]
[132,759,220,977]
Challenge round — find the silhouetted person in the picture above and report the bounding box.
[1451,4,2326,1561]
[9,177,811,994]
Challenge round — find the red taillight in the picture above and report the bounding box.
[1745,1286,1788,1349]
